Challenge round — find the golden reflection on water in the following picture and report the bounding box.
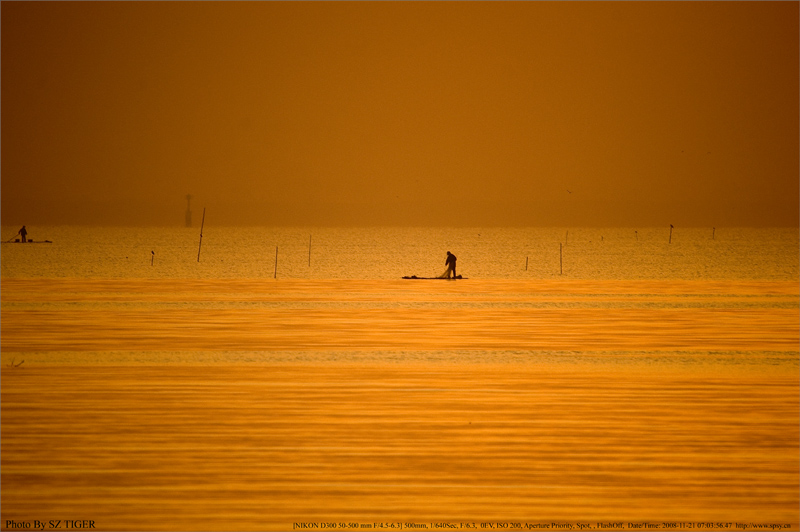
[2,279,798,354]
[2,365,798,531]
[1,279,798,531]
[2,306,798,353]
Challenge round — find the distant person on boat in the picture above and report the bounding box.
[16,226,27,243]
[445,251,457,279]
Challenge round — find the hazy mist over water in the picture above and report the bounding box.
[2,2,798,228]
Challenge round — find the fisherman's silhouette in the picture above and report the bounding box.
[17,226,27,243]
[445,251,457,279]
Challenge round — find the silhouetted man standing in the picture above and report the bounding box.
[445,251,457,278]
[17,226,27,243]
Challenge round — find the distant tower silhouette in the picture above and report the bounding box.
[185,194,193,227]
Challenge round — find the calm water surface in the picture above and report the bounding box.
[1,226,797,280]
[1,227,798,531]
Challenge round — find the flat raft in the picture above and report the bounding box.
[402,275,465,280]
[2,240,52,244]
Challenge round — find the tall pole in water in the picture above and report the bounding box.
[669,224,674,244]
[274,246,278,279]
[197,208,206,262]
[308,235,312,267]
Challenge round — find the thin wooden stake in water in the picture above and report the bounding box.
[197,208,206,262]
[274,246,278,279]
[712,227,716,240]
[308,235,312,267]
[559,243,563,275]
[151,250,154,267]
[525,256,528,271]
[669,224,674,244]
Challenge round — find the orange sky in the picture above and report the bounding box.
[2,1,798,227]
